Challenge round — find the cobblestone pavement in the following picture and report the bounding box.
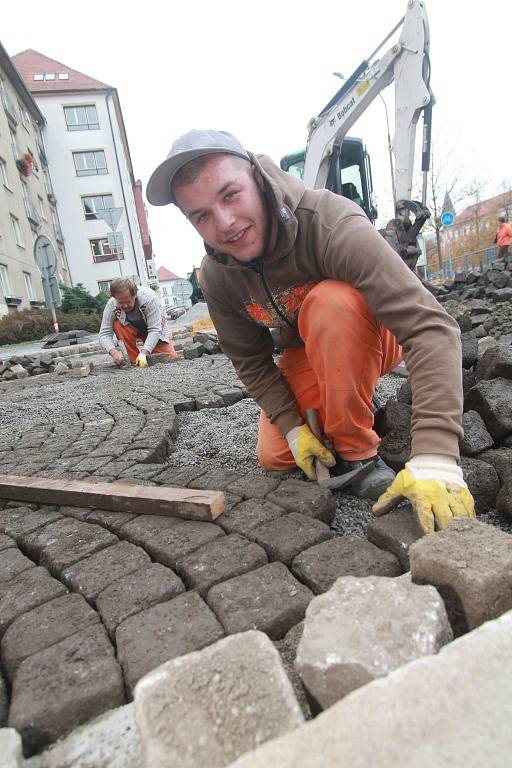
[0,350,409,756]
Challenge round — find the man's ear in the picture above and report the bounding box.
[252,166,265,192]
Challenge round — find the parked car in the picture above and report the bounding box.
[166,306,187,321]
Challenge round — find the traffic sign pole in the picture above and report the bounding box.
[34,235,61,333]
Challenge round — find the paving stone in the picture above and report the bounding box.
[248,512,333,565]
[0,566,67,638]
[215,498,287,535]
[266,481,335,524]
[0,547,35,583]
[367,506,424,570]
[461,457,500,513]
[195,391,224,409]
[117,463,166,481]
[189,468,244,491]
[20,703,142,768]
[274,622,311,720]
[176,533,268,595]
[459,410,494,456]
[229,609,512,768]
[8,624,124,756]
[1,593,100,681]
[212,385,244,406]
[410,518,512,636]
[464,377,512,439]
[496,481,512,518]
[61,542,151,604]
[85,508,138,534]
[152,464,207,486]
[0,533,15,552]
[56,505,91,521]
[377,431,411,472]
[117,592,225,694]
[225,473,280,499]
[19,518,118,577]
[97,563,185,639]
[0,507,62,539]
[474,343,512,381]
[291,536,401,594]
[461,330,479,369]
[478,447,512,483]
[296,575,452,710]
[382,400,411,435]
[121,515,224,568]
[135,631,304,768]
[207,562,314,640]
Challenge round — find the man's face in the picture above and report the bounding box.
[173,155,269,263]
[114,288,136,311]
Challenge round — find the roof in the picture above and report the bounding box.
[0,41,45,123]
[157,266,181,281]
[455,191,512,225]
[11,49,111,92]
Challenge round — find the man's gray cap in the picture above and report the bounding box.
[146,129,251,206]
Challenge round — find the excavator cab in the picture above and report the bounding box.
[280,137,378,224]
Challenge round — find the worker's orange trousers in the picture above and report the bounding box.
[113,320,176,364]
[257,280,402,469]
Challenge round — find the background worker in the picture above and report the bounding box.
[146,129,475,533]
[99,277,176,367]
[495,216,512,259]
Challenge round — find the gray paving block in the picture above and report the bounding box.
[0,566,67,638]
[116,592,225,694]
[266,481,335,524]
[135,631,304,768]
[367,506,424,570]
[0,507,62,539]
[57,505,91,521]
[0,534,15,552]
[0,548,35,583]
[176,533,268,595]
[19,518,118,576]
[188,468,244,491]
[1,593,100,681]
[152,465,207,487]
[274,622,311,721]
[207,562,314,640]
[85,508,138,534]
[249,512,334,565]
[410,518,512,635]
[121,515,224,568]
[8,624,124,756]
[291,537,401,594]
[225,474,280,499]
[97,563,186,639]
[296,575,452,710]
[61,542,151,604]
[229,610,512,768]
[216,498,287,535]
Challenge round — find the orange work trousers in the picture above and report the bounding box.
[113,319,176,364]
[257,280,402,469]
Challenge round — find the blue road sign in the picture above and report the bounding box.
[441,211,455,226]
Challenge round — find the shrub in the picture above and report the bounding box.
[0,308,102,345]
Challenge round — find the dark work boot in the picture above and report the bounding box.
[337,456,396,501]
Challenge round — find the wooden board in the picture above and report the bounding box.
[0,475,225,522]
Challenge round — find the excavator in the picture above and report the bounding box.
[280,0,433,270]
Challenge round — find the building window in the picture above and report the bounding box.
[58,73,69,80]
[10,215,24,247]
[65,104,99,131]
[0,157,9,188]
[23,272,35,301]
[9,128,20,160]
[90,238,124,263]
[0,264,12,295]
[82,193,114,220]
[19,104,30,130]
[162,286,168,296]
[33,74,44,81]
[73,150,107,176]
[44,73,55,81]
[38,195,47,220]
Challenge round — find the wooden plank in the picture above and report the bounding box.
[0,475,225,522]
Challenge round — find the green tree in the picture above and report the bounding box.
[60,283,108,314]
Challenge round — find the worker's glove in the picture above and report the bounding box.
[135,352,148,368]
[372,454,476,534]
[286,424,336,481]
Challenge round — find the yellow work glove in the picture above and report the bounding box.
[373,454,475,534]
[135,352,148,368]
[286,424,336,481]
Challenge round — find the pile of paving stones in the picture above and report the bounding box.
[174,330,221,359]
[41,330,95,349]
[0,353,76,381]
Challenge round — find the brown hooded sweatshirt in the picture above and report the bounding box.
[199,154,463,460]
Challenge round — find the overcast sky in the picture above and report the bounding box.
[3,0,511,278]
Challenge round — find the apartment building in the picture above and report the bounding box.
[0,42,70,317]
[156,265,180,310]
[12,50,148,296]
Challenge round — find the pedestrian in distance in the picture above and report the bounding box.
[99,277,176,367]
[147,129,475,533]
[495,216,512,259]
